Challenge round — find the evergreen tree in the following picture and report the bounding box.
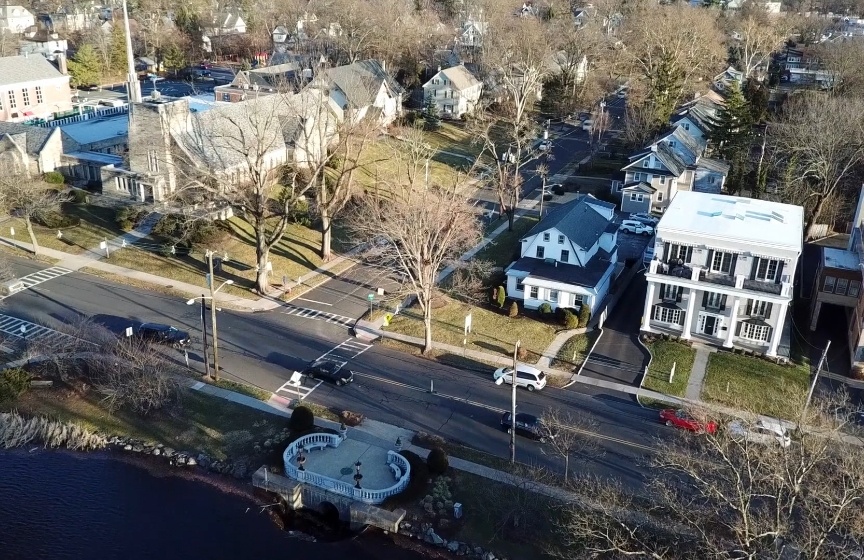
[109,25,128,76]
[67,44,102,88]
[160,43,186,76]
[742,79,769,123]
[423,94,440,130]
[710,82,752,161]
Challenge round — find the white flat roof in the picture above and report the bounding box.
[659,192,803,252]
[61,114,128,145]
[823,247,860,271]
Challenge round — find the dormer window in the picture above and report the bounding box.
[557,234,564,244]
[543,232,550,242]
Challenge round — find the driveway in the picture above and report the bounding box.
[580,274,651,386]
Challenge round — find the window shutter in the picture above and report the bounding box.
[702,291,708,307]
[775,261,785,284]
[685,246,693,264]
[729,254,738,276]
[706,250,714,270]
[660,283,666,299]
[745,299,753,316]
[766,326,773,341]
[765,302,773,317]
[663,242,670,262]
[735,322,742,336]
[676,287,683,302]
[750,258,758,280]
[719,295,727,312]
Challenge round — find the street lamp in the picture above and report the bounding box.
[353,461,363,489]
[186,272,234,380]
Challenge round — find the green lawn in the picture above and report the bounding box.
[473,217,538,268]
[8,383,289,461]
[642,340,696,397]
[5,203,127,255]
[383,296,558,363]
[422,122,483,160]
[357,138,463,189]
[702,351,811,419]
[550,330,600,372]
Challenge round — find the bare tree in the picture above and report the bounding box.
[346,144,482,353]
[729,14,792,80]
[771,93,864,239]
[0,168,67,256]
[622,101,658,151]
[815,40,864,97]
[539,407,602,483]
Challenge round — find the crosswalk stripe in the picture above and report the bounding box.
[0,266,73,301]
[279,304,355,329]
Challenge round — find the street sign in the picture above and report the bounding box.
[367,293,375,301]
[125,326,133,337]
[99,241,107,250]
[9,227,14,236]
[464,313,472,335]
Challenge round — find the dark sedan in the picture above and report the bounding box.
[135,323,191,348]
[500,412,552,443]
[302,360,354,386]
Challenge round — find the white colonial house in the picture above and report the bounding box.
[0,4,35,33]
[642,192,803,359]
[505,195,620,315]
[421,65,482,119]
[314,59,404,126]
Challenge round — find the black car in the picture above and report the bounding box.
[136,323,191,348]
[499,412,551,442]
[302,360,354,386]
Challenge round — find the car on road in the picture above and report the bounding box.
[493,365,547,391]
[582,119,594,132]
[500,412,552,442]
[616,86,629,99]
[728,419,791,448]
[302,360,355,386]
[538,140,552,151]
[619,220,654,236]
[659,409,717,434]
[136,323,191,348]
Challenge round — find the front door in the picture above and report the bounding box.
[702,315,717,336]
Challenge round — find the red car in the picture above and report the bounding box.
[659,409,717,434]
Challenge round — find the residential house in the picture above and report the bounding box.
[18,28,68,59]
[421,65,482,119]
[214,62,310,103]
[713,66,744,93]
[505,194,620,316]
[0,54,73,123]
[618,142,693,214]
[205,12,246,36]
[809,189,864,372]
[458,14,487,48]
[0,4,34,33]
[0,121,63,174]
[778,45,835,88]
[314,59,404,126]
[643,192,802,359]
[548,51,589,85]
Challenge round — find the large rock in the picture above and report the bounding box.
[232,462,249,479]
[152,448,161,456]
[448,541,460,553]
[196,454,212,469]
[186,456,197,467]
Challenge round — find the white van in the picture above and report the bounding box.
[728,419,791,448]
[493,365,547,392]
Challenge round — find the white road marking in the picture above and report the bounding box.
[280,304,354,328]
[276,378,324,401]
[0,266,72,300]
[0,313,90,346]
[295,297,333,306]
[283,339,373,401]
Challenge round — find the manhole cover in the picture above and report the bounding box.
[340,467,353,476]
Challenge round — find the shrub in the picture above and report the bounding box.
[427,447,449,475]
[70,189,88,204]
[538,302,553,315]
[399,450,430,501]
[114,206,145,231]
[289,405,315,432]
[543,194,553,202]
[563,309,579,329]
[509,301,519,318]
[340,410,364,426]
[516,346,528,360]
[490,286,498,305]
[578,305,591,328]
[43,171,65,184]
[0,368,31,403]
[34,211,79,229]
[496,285,506,308]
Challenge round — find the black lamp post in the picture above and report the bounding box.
[297,447,307,471]
[353,461,363,489]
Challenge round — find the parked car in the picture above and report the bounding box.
[302,360,354,386]
[616,86,629,99]
[542,183,564,196]
[98,99,126,108]
[630,213,658,225]
[659,409,717,434]
[493,365,547,391]
[135,323,191,348]
[582,119,594,132]
[728,419,791,448]
[499,412,552,442]
[619,220,654,236]
[538,140,552,151]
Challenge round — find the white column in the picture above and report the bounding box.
[642,281,656,332]
[681,288,697,339]
[724,297,740,348]
[767,302,789,357]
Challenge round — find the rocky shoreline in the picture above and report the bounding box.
[107,434,255,479]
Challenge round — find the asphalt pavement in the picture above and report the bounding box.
[3,257,677,485]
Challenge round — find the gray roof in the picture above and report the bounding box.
[318,59,404,109]
[0,55,64,88]
[622,181,656,193]
[508,253,614,289]
[521,194,614,251]
[696,156,730,174]
[624,142,688,177]
[0,122,57,154]
[440,65,481,91]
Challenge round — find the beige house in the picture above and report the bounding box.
[0,4,34,33]
[0,121,63,175]
[421,65,482,119]
[314,60,404,126]
[0,54,72,123]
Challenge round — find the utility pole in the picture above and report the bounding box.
[802,340,830,423]
[510,339,520,464]
[200,294,211,378]
[207,250,221,381]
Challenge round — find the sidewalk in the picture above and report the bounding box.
[684,343,715,401]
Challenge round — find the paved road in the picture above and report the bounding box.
[3,258,677,485]
[294,261,403,319]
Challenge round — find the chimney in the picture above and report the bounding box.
[56,52,68,75]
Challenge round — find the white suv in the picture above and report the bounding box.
[619,220,654,236]
[728,419,791,448]
[493,365,547,392]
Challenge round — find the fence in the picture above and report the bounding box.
[35,105,129,128]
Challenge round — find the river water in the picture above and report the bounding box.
[0,450,427,560]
